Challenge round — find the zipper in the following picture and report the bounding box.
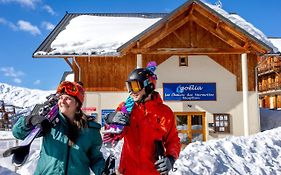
[136,104,145,175]
[140,104,148,175]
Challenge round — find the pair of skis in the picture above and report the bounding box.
[2,94,59,167]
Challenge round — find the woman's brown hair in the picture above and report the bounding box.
[66,101,88,146]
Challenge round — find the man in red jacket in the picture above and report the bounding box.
[105,64,180,175]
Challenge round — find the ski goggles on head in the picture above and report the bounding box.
[57,81,81,97]
[57,81,85,104]
[126,80,143,93]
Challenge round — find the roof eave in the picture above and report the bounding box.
[118,0,272,54]
[194,0,272,52]
[33,53,121,58]
[117,0,195,52]
[32,13,74,57]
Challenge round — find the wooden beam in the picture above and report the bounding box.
[131,47,248,55]
[173,31,189,47]
[219,22,267,52]
[243,41,253,50]
[194,5,248,43]
[64,58,73,69]
[215,21,243,47]
[189,20,196,47]
[194,4,267,52]
[197,31,209,45]
[120,4,194,55]
[191,15,244,48]
[141,15,193,49]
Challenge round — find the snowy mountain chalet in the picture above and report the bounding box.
[33,0,277,147]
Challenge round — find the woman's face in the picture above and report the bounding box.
[58,94,79,119]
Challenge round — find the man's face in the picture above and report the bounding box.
[130,88,146,102]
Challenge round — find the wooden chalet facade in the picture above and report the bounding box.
[258,37,281,109]
[33,0,274,143]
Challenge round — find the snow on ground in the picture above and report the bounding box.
[1,126,281,174]
[0,131,14,140]
[0,166,18,175]
[0,132,41,175]
[171,127,281,175]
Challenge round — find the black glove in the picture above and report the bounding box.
[103,154,116,175]
[154,156,175,175]
[105,111,130,126]
[25,115,52,136]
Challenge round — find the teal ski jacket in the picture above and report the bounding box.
[12,112,105,175]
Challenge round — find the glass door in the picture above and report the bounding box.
[176,114,189,148]
[175,112,206,149]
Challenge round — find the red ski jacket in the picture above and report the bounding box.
[118,92,180,175]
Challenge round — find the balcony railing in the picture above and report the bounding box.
[259,81,281,92]
[258,61,281,74]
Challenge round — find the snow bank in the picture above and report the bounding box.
[1,127,281,175]
[0,166,18,175]
[171,127,281,175]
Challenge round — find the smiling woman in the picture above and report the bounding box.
[12,81,107,175]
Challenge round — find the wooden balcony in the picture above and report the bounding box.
[259,81,281,92]
[258,60,281,75]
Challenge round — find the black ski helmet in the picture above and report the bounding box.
[126,68,156,95]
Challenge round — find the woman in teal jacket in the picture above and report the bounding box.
[12,81,105,175]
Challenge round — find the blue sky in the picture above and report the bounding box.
[0,0,280,90]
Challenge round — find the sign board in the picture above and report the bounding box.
[89,113,98,120]
[81,107,96,112]
[101,109,115,127]
[163,83,216,101]
[81,107,97,116]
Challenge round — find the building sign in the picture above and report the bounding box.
[81,107,96,112]
[101,109,115,127]
[82,107,97,116]
[163,83,216,101]
[89,113,98,120]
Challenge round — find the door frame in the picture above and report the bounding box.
[174,112,206,146]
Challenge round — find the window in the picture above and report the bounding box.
[213,113,230,133]
[175,112,206,149]
[179,56,188,66]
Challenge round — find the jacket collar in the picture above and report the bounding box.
[135,91,163,108]
[58,111,68,125]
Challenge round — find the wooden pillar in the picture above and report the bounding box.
[137,54,142,68]
[242,53,249,136]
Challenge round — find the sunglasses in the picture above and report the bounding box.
[57,81,80,97]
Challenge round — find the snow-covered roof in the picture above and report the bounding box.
[33,13,164,56]
[119,0,276,53]
[33,0,277,57]
[268,37,281,53]
[203,2,278,53]
[51,15,161,56]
